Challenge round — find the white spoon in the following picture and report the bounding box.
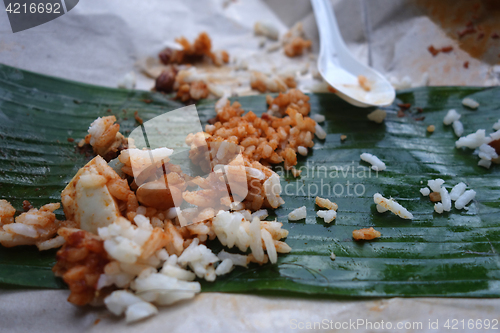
[311,0,395,107]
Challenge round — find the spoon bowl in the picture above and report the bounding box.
[311,0,395,107]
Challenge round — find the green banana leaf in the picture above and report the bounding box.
[0,63,499,297]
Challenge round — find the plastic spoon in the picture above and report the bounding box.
[311,0,395,107]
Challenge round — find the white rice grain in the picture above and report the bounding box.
[251,209,268,221]
[440,186,452,212]
[360,153,386,171]
[3,223,38,238]
[249,217,265,262]
[261,228,277,263]
[118,71,136,90]
[104,290,144,316]
[125,302,158,323]
[217,250,248,267]
[36,235,65,251]
[311,114,325,123]
[297,146,308,156]
[316,210,336,223]
[434,202,444,214]
[452,120,464,137]
[373,193,413,219]
[478,159,492,168]
[450,182,467,201]
[215,258,234,275]
[367,109,387,124]
[420,188,430,196]
[455,190,476,210]
[288,206,306,221]
[478,143,498,161]
[443,109,461,125]
[462,97,479,109]
[314,123,327,140]
[263,173,282,209]
[490,130,500,141]
[494,120,500,131]
[456,129,489,149]
[246,167,266,180]
[427,179,445,192]
[161,264,196,281]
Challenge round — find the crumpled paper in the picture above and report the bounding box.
[0,0,499,331]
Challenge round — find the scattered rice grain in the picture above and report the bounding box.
[373,193,413,219]
[367,109,387,123]
[462,97,479,109]
[288,206,306,221]
[455,190,476,210]
[360,153,386,171]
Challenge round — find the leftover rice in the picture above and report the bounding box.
[352,227,381,241]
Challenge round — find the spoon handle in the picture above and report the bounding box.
[311,0,348,58]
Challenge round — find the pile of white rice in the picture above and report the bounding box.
[420,179,476,213]
[96,208,290,323]
[455,129,500,168]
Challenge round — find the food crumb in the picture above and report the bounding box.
[429,192,442,202]
[134,111,143,125]
[330,253,336,261]
[94,318,101,325]
[340,135,347,141]
[291,167,302,178]
[458,21,476,38]
[358,75,371,92]
[67,137,75,143]
[427,125,435,133]
[397,103,411,110]
[463,61,469,69]
[428,45,440,56]
[284,37,312,57]
[353,227,381,241]
[428,45,453,56]
[22,200,33,211]
[440,46,453,53]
